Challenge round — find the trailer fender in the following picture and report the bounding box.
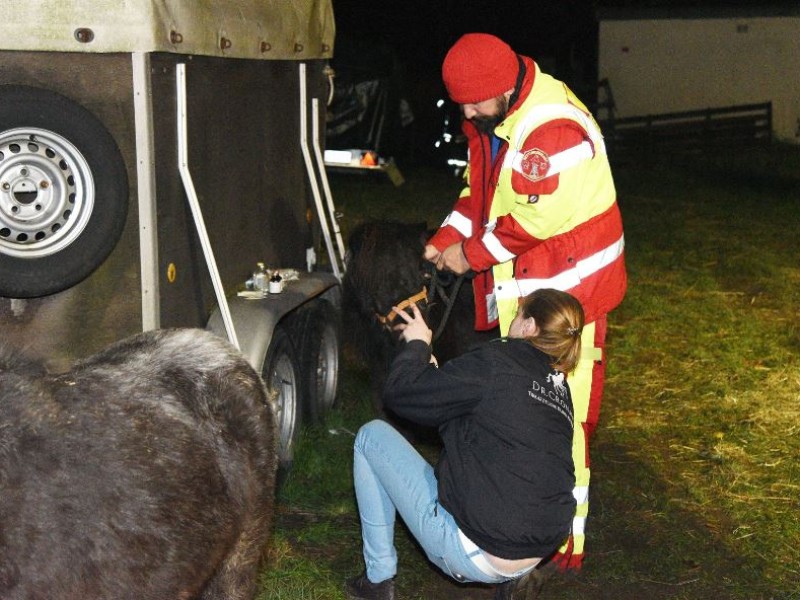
[206,273,340,371]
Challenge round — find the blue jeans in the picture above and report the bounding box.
[353,419,520,585]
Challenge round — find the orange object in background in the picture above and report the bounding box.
[360,151,377,166]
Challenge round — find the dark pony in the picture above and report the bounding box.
[342,220,495,411]
[0,328,277,600]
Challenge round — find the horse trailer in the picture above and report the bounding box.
[0,0,346,471]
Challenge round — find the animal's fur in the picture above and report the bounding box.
[342,220,494,410]
[342,221,430,409]
[0,328,278,600]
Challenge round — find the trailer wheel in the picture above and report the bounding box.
[0,85,128,298]
[301,301,341,423]
[262,326,303,477]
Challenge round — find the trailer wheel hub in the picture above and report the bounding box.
[0,127,93,258]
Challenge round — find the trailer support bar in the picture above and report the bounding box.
[176,63,240,350]
[299,63,343,280]
[311,97,346,267]
[132,52,160,331]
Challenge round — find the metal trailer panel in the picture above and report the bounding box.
[0,50,332,369]
[0,51,141,370]
[148,54,329,329]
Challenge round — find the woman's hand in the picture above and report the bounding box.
[392,302,433,346]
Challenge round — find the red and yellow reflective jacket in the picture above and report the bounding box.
[429,57,627,333]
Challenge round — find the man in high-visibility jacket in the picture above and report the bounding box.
[424,33,627,582]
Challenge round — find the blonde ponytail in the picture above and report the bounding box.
[518,289,585,373]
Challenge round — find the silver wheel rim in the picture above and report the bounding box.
[0,127,94,258]
[315,322,339,412]
[268,350,299,459]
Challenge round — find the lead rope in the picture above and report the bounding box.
[427,269,466,343]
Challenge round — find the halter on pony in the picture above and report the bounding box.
[375,266,468,343]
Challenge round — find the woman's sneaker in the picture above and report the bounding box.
[344,573,396,600]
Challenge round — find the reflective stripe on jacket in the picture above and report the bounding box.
[429,57,626,332]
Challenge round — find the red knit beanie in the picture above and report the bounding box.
[442,33,518,104]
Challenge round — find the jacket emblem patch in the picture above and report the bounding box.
[547,371,568,397]
[519,148,550,182]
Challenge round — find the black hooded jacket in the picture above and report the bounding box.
[383,337,576,559]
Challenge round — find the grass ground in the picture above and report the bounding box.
[257,144,800,600]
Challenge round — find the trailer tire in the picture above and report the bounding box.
[0,85,128,298]
[262,325,303,481]
[300,300,341,423]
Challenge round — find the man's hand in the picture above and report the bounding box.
[436,242,470,275]
[392,302,433,345]
[423,244,441,264]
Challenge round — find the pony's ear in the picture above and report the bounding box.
[347,222,369,255]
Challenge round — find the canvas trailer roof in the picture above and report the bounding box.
[0,0,335,60]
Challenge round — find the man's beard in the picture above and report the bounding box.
[471,96,508,135]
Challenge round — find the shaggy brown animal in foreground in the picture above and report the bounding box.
[0,328,278,600]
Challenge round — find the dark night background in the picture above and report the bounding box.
[329,0,797,164]
[330,0,604,164]
[333,0,600,86]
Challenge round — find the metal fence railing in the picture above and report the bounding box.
[599,101,772,163]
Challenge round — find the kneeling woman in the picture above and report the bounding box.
[346,288,583,599]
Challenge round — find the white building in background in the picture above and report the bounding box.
[597,4,800,143]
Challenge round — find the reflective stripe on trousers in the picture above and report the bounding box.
[557,321,603,560]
